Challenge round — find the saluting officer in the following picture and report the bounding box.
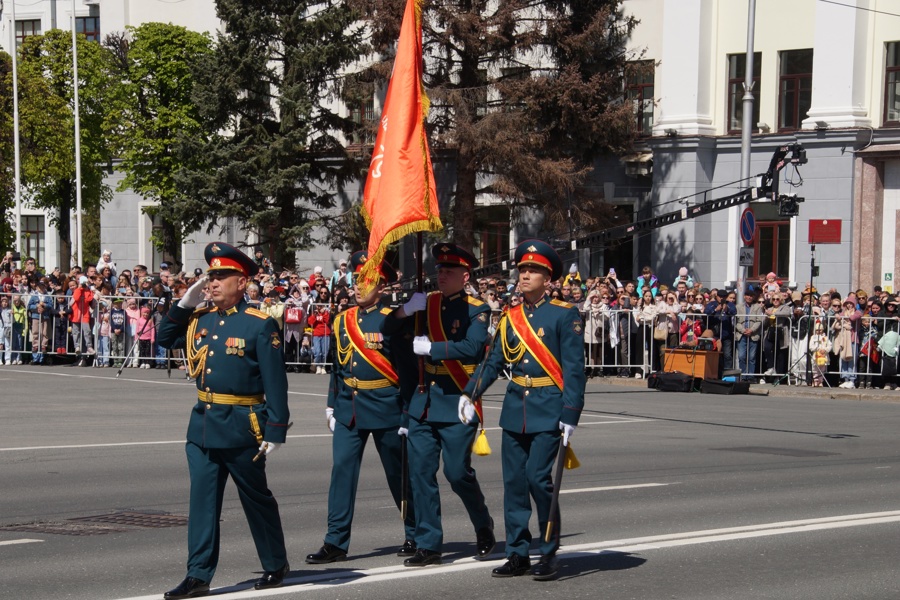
[157,242,291,599]
[385,243,496,567]
[461,239,585,581]
[306,251,417,565]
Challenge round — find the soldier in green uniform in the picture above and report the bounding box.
[157,242,291,599]
[461,239,585,581]
[384,243,495,567]
[305,251,417,565]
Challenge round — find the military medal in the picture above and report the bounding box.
[537,327,545,337]
[237,338,245,357]
[451,319,459,334]
[200,328,208,337]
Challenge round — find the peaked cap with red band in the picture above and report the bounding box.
[514,239,563,280]
[204,242,259,277]
[431,242,479,271]
[349,250,398,284]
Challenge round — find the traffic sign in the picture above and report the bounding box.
[739,247,755,267]
[740,208,756,245]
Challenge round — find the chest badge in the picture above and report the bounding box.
[537,327,545,337]
[451,319,460,334]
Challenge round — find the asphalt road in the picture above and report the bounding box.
[2,364,900,600]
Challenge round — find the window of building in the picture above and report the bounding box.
[727,52,761,134]
[884,42,900,126]
[626,61,655,137]
[778,49,813,132]
[76,17,101,43]
[21,215,45,268]
[15,20,42,46]
[349,96,376,146]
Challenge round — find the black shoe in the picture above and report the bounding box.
[254,562,290,590]
[491,554,531,577]
[475,524,496,560]
[76,358,85,367]
[403,548,442,567]
[396,539,416,557]
[530,554,559,581]
[163,576,210,599]
[305,543,347,564]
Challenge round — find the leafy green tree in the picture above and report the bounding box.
[103,24,213,268]
[17,30,114,268]
[354,0,640,248]
[175,0,367,269]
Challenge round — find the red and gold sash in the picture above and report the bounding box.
[342,306,399,385]
[506,303,564,391]
[426,293,471,391]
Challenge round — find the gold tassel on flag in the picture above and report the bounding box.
[564,444,580,469]
[473,428,491,456]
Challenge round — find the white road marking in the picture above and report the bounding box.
[0,539,43,546]
[0,433,330,452]
[0,368,327,396]
[111,510,900,600]
[561,483,672,494]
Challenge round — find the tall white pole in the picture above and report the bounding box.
[729,0,757,291]
[71,1,83,267]
[10,0,22,254]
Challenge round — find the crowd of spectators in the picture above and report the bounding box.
[2,248,899,389]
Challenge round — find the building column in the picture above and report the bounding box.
[803,0,872,129]
[652,0,717,137]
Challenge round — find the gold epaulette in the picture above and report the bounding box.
[466,295,485,307]
[245,307,271,320]
[550,298,573,309]
[380,307,392,315]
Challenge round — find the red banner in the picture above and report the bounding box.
[359,0,442,294]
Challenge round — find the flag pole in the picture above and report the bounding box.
[416,232,425,393]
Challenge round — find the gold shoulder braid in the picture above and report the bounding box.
[499,314,525,363]
[186,314,210,387]
[333,312,353,367]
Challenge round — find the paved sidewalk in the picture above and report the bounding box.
[588,373,900,403]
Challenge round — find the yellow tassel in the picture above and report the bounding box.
[564,444,580,470]
[473,429,491,456]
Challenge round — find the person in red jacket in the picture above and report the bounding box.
[70,275,95,366]
[308,303,331,374]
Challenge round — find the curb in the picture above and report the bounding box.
[587,375,900,403]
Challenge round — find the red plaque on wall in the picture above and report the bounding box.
[808,219,841,244]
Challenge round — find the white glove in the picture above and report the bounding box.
[258,441,282,456]
[413,336,432,356]
[559,421,576,447]
[398,427,408,437]
[325,407,336,433]
[458,395,475,425]
[178,275,208,309]
[403,292,427,315]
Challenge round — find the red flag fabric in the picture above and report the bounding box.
[359,0,442,294]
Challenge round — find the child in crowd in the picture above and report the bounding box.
[0,295,11,364]
[125,298,140,367]
[30,300,49,365]
[11,294,27,364]
[135,304,155,369]
[298,331,313,373]
[808,322,832,387]
[110,298,126,367]
[95,302,111,367]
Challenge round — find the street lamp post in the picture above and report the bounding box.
[71,0,83,267]
[7,0,23,254]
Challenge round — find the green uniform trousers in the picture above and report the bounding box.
[501,429,561,558]
[185,442,287,582]
[325,420,416,550]
[407,417,492,552]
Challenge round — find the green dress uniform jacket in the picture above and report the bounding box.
[464,294,586,559]
[464,296,585,433]
[322,301,415,551]
[157,299,289,583]
[158,300,290,447]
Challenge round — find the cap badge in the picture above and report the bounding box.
[527,245,537,252]
[211,244,221,253]
[211,258,222,267]
[441,245,451,252]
